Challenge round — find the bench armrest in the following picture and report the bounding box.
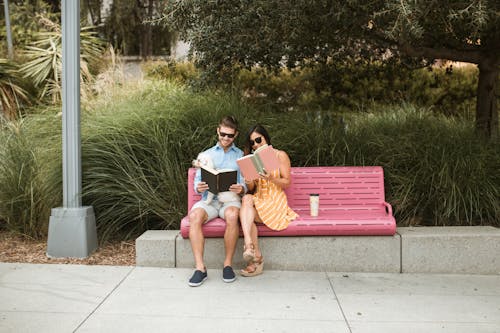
[383,202,393,216]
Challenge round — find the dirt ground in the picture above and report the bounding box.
[0,231,135,266]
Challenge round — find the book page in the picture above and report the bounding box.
[255,145,280,173]
[201,167,237,194]
[237,145,280,181]
[236,155,260,181]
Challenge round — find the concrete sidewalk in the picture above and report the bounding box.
[0,263,499,333]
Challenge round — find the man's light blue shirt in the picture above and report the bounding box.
[194,142,246,200]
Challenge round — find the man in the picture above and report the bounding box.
[188,116,246,287]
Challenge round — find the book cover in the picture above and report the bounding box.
[236,145,280,181]
[201,166,237,195]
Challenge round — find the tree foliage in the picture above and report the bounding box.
[19,15,104,103]
[103,0,174,57]
[164,0,500,139]
[0,0,59,56]
[1,1,175,58]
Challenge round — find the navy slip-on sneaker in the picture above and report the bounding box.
[188,269,208,287]
[222,266,236,283]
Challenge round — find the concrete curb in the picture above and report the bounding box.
[399,226,500,274]
[136,226,500,275]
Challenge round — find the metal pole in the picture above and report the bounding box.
[3,0,13,59]
[62,0,82,207]
[47,0,97,258]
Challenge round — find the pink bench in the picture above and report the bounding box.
[180,166,396,238]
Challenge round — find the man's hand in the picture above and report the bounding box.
[196,181,209,193]
[229,184,244,195]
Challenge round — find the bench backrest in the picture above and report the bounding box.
[285,166,386,213]
[187,166,387,212]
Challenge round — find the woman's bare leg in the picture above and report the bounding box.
[249,222,262,258]
[240,194,264,259]
[240,194,256,247]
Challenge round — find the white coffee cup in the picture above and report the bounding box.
[309,194,319,217]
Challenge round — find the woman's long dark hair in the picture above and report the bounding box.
[243,124,271,155]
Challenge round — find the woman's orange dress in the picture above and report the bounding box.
[253,168,298,231]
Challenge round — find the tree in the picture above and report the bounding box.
[0,0,59,55]
[103,0,173,58]
[0,1,173,59]
[164,1,499,140]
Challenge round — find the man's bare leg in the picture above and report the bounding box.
[189,208,208,271]
[223,206,240,267]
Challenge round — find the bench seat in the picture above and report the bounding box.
[180,166,396,238]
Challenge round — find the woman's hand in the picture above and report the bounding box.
[258,169,274,182]
[258,170,268,180]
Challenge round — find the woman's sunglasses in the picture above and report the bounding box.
[250,136,263,146]
[219,131,236,138]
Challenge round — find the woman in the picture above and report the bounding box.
[239,124,298,277]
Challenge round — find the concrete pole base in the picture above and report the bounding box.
[47,206,98,258]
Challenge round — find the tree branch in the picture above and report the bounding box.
[399,43,483,64]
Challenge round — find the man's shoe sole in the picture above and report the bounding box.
[188,276,207,287]
[222,276,236,283]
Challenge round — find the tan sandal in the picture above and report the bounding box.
[240,255,264,277]
[243,243,256,263]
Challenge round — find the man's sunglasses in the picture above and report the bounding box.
[250,136,263,146]
[219,131,236,138]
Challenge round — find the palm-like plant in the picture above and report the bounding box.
[20,15,104,103]
[0,59,30,120]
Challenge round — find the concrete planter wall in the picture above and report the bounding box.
[136,226,500,275]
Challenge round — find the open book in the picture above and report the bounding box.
[236,145,280,181]
[200,166,237,195]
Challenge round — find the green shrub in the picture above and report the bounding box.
[0,116,61,238]
[81,80,253,241]
[230,61,484,116]
[350,107,498,225]
[143,60,200,84]
[0,79,497,242]
[406,65,478,117]
[275,105,500,226]
[235,67,311,110]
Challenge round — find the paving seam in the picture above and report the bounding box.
[326,271,353,333]
[72,266,136,333]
